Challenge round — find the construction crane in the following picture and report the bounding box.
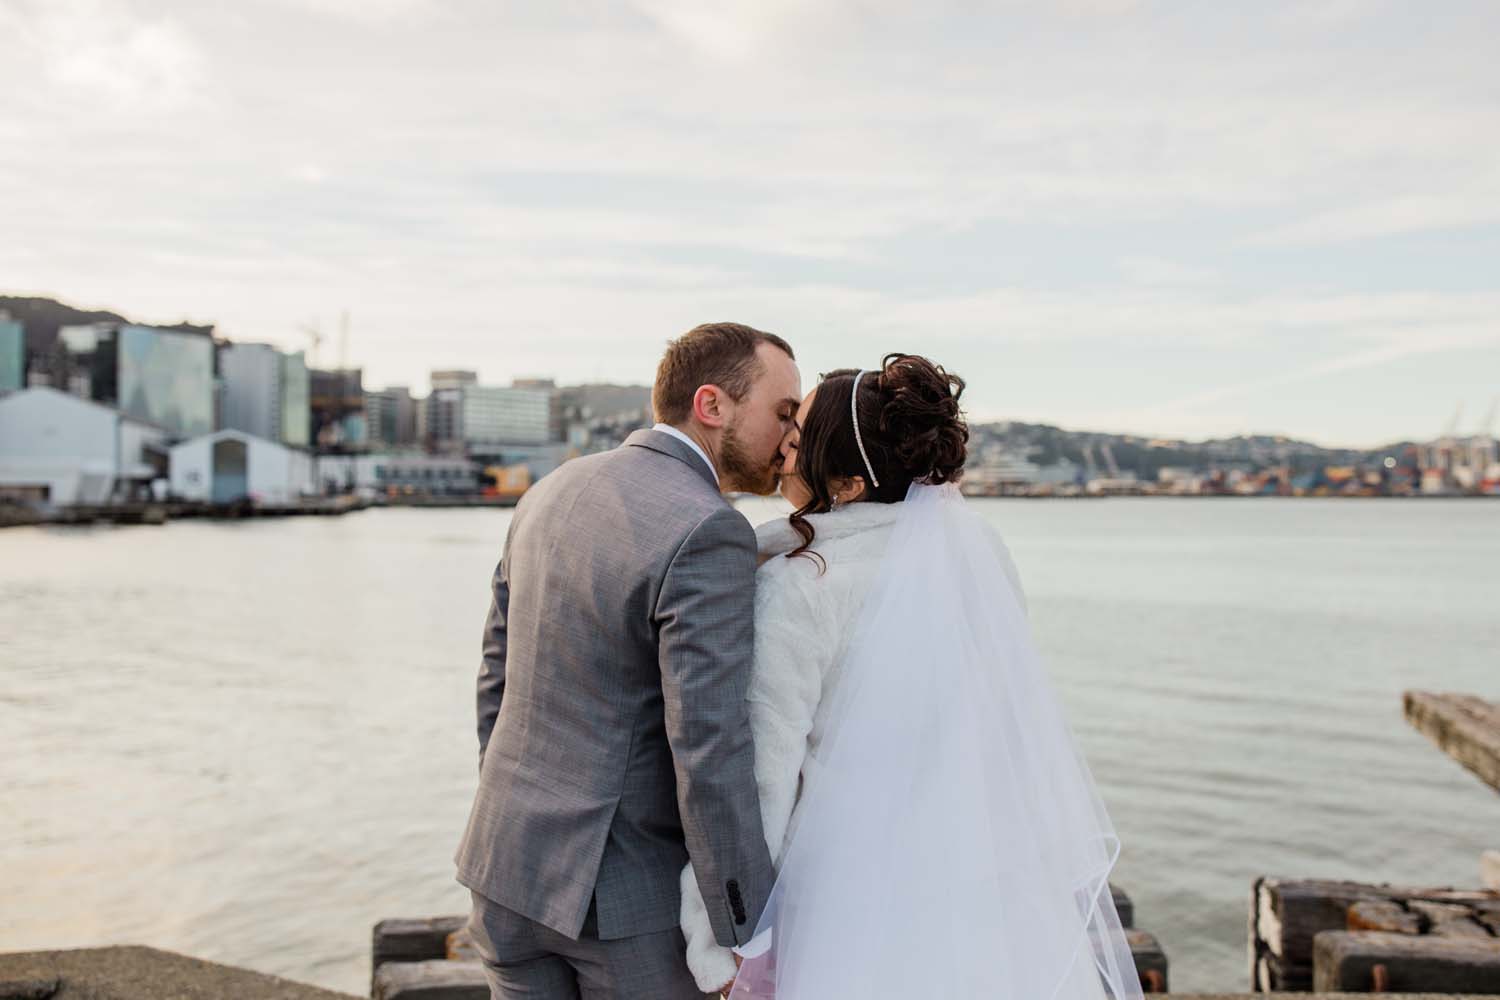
[337,310,350,373]
[300,320,323,369]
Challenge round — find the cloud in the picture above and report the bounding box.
[2,1,1498,445]
[10,0,206,112]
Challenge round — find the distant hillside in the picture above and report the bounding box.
[971,420,1420,477]
[558,383,652,422]
[0,295,214,355]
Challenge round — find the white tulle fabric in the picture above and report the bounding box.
[728,483,1141,1000]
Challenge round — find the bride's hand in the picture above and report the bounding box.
[717,954,744,996]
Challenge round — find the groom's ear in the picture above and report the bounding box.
[691,384,729,429]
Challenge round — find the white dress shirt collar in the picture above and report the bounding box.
[652,422,720,486]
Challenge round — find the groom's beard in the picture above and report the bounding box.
[721,419,780,496]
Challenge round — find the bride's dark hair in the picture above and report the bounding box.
[787,353,968,567]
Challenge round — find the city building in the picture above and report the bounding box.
[430,370,478,391]
[309,368,367,451]
[52,322,214,438]
[462,385,553,448]
[424,387,464,452]
[219,343,311,448]
[315,452,478,497]
[0,387,169,507]
[366,386,418,448]
[169,429,316,506]
[280,351,310,448]
[0,313,23,393]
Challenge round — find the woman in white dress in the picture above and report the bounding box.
[680,354,1140,1000]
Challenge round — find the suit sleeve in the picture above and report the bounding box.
[656,506,775,949]
[476,519,516,767]
[679,565,828,990]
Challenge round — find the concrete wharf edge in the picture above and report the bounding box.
[0,947,357,1000]
[6,947,1498,1000]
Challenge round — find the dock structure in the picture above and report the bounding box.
[1405,691,1500,795]
[1251,878,1500,993]
[372,885,1174,998]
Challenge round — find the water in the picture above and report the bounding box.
[2,498,1497,994]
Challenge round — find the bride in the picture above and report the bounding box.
[678,354,1142,999]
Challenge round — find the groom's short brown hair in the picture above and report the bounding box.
[652,322,795,425]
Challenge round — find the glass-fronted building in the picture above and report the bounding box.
[280,351,309,448]
[462,385,553,447]
[0,316,23,393]
[115,325,215,437]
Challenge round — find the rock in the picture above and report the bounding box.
[1348,899,1421,934]
[1313,929,1500,994]
[372,959,488,1000]
[445,926,480,963]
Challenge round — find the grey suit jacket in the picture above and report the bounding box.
[454,429,775,948]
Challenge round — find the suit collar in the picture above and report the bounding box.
[625,428,722,493]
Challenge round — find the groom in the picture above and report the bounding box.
[455,323,802,998]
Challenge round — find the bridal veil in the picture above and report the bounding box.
[729,483,1141,1000]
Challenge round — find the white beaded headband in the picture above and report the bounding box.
[850,370,881,489]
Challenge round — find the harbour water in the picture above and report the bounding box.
[2,497,1498,994]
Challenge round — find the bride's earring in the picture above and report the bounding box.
[830,494,841,511]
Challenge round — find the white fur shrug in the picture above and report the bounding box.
[678,499,1026,990]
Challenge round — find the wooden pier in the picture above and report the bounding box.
[1405,691,1500,795]
[372,885,1174,999]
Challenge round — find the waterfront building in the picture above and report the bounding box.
[366,386,418,448]
[424,387,465,452]
[308,368,367,451]
[0,387,169,507]
[462,385,553,448]
[0,314,23,393]
[168,430,316,506]
[53,323,214,438]
[316,452,478,496]
[430,370,478,391]
[465,441,574,481]
[280,351,310,448]
[220,343,310,448]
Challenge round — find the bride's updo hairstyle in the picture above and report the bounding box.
[788,352,967,566]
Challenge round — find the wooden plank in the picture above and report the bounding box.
[1111,883,1135,929]
[371,917,468,991]
[372,960,487,1000]
[1405,691,1500,794]
[1348,900,1421,934]
[445,927,479,962]
[1313,930,1500,994]
[1254,878,1500,967]
[1126,929,1168,993]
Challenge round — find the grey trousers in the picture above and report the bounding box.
[467,891,712,1000]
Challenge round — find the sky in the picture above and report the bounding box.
[2,0,1498,448]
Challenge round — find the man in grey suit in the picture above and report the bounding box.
[456,323,803,999]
